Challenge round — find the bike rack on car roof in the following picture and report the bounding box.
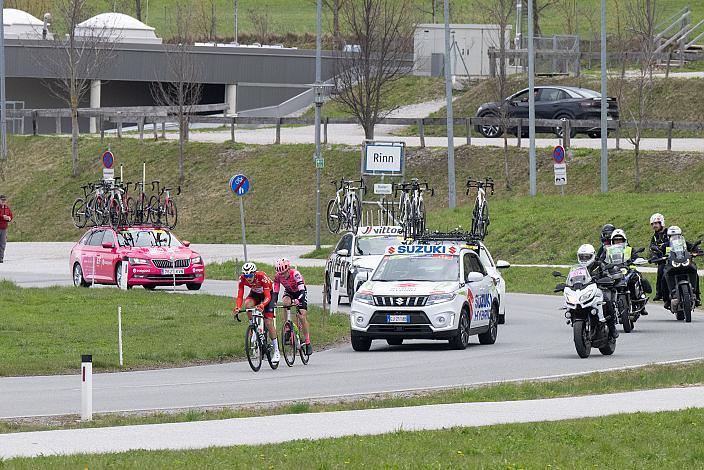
[412,229,482,247]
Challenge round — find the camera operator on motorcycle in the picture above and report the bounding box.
[596,224,615,261]
[663,226,702,310]
[578,244,619,339]
[609,229,652,316]
[649,213,669,301]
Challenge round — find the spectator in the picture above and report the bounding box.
[0,195,13,263]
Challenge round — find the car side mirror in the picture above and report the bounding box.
[101,242,114,249]
[336,249,349,257]
[182,240,191,247]
[466,272,484,283]
[496,260,511,269]
[633,257,647,266]
[552,271,563,278]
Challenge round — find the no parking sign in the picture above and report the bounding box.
[553,145,567,186]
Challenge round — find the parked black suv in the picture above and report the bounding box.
[475,86,619,139]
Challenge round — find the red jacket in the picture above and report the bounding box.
[235,271,272,311]
[0,205,12,230]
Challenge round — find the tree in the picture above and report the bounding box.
[528,0,560,37]
[135,0,142,21]
[150,2,203,184]
[248,6,272,43]
[333,0,414,140]
[197,0,218,41]
[39,0,115,177]
[314,0,346,49]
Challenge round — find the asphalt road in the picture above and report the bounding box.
[1,293,702,419]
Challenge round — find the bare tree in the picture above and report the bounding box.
[39,0,115,177]
[197,0,218,41]
[625,0,659,190]
[313,0,346,48]
[413,0,438,23]
[248,6,272,43]
[150,3,203,184]
[333,0,415,140]
[135,0,143,21]
[528,0,560,37]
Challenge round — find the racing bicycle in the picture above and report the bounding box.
[107,178,136,229]
[466,177,495,240]
[148,180,180,229]
[236,308,280,372]
[71,183,98,228]
[396,179,434,239]
[277,305,310,367]
[326,178,366,234]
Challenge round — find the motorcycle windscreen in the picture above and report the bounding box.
[566,266,591,287]
[606,244,626,264]
[670,238,687,255]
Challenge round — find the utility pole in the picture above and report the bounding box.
[600,0,608,192]
[528,0,536,196]
[314,0,322,249]
[234,0,239,44]
[443,0,456,208]
[0,0,7,160]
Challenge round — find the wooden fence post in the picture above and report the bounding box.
[161,122,166,139]
[138,117,145,141]
[117,121,123,140]
[517,119,522,148]
[465,118,470,146]
[153,120,158,140]
[275,118,281,144]
[467,118,472,146]
[32,111,38,136]
[324,117,329,144]
[55,116,61,134]
[100,115,105,142]
[230,117,236,142]
[667,121,673,151]
[418,119,425,148]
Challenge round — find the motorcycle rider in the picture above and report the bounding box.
[610,229,651,315]
[596,224,615,261]
[578,244,619,339]
[663,226,701,309]
[649,213,669,301]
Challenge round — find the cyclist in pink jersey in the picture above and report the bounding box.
[273,258,313,355]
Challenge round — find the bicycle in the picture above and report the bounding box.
[89,181,111,226]
[132,181,149,225]
[326,178,366,234]
[235,308,280,372]
[395,179,433,239]
[147,180,180,229]
[277,305,310,367]
[107,178,134,229]
[466,177,495,240]
[71,183,97,228]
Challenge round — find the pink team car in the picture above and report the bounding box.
[69,225,205,290]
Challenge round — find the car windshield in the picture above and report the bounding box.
[372,254,459,282]
[117,229,181,248]
[606,244,626,265]
[566,266,591,287]
[356,236,404,256]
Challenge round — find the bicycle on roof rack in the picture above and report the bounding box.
[414,229,482,246]
[466,177,494,241]
[326,177,366,234]
[395,178,434,240]
[147,180,180,230]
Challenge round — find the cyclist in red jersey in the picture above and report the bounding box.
[273,258,313,355]
[234,262,280,362]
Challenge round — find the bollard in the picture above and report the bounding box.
[153,121,158,140]
[81,355,93,421]
[120,257,129,290]
[92,255,96,287]
[418,119,425,148]
[118,306,124,367]
[330,274,341,314]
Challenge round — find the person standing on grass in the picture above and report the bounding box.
[0,195,13,263]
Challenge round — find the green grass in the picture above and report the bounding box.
[0,282,347,376]
[206,260,325,284]
[301,246,333,259]
[7,408,704,467]
[2,359,703,435]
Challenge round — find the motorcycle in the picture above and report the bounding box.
[652,239,701,323]
[604,244,649,332]
[553,265,621,358]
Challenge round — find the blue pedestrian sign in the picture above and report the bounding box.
[552,145,565,164]
[102,151,114,169]
[229,174,250,197]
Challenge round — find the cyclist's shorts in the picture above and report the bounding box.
[247,292,275,318]
[283,289,308,310]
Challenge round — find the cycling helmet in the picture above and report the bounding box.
[611,229,627,245]
[275,258,291,274]
[577,244,596,266]
[600,224,615,244]
[650,213,665,226]
[241,262,257,277]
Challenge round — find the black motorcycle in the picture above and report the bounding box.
[653,239,701,323]
[604,245,649,332]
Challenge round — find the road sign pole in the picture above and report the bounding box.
[314,0,322,250]
[239,197,248,262]
[528,0,536,197]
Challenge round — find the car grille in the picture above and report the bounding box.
[370,311,431,324]
[373,296,427,307]
[152,259,191,269]
[368,325,432,334]
[144,274,197,281]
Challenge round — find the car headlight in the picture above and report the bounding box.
[128,257,149,265]
[354,265,374,273]
[354,292,374,305]
[426,293,456,305]
[579,291,595,303]
[191,256,203,265]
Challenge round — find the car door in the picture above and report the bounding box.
[479,245,505,316]
[82,229,104,282]
[466,253,491,327]
[537,88,569,119]
[328,233,353,290]
[507,89,531,120]
[98,229,118,281]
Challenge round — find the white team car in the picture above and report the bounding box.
[324,226,405,304]
[350,242,510,351]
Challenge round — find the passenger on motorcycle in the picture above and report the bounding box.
[596,224,615,261]
[273,258,313,356]
[649,213,669,301]
[578,244,619,338]
[234,262,280,363]
[663,226,701,309]
[609,229,651,315]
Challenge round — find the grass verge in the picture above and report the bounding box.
[206,260,325,284]
[0,282,346,376]
[300,247,333,259]
[2,359,702,435]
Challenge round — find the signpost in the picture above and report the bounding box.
[553,145,567,192]
[102,150,114,182]
[230,174,250,262]
[362,142,405,175]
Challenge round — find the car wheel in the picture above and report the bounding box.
[73,263,89,288]
[587,131,600,138]
[449,308,470,350]
[554,114,577,138]
[477,114,504,138]
[351,335,372,351]
[115,262,132,290]
[186,283,202,291]
[478,305,498,345]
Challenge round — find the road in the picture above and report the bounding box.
[1,293,703,419]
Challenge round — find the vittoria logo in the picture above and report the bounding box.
[359,226,403,235]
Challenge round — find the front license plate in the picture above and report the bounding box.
[162,268,185,275]
[387,314,410,323]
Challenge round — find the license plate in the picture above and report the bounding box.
[161,268,185,275]
[387,314,410,323]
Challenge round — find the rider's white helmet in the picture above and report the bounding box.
[650,213,665,226]
[611,229,627,244]
[577,244,596,266]
[241,262,257,276]
[667,225,682,237]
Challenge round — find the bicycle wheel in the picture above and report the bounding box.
[134,195,145,224]
[282,320,296,367]
[109,199,121,229]
[326,199,342,233]
[85,197,96,226]
[245,324,263,372]
[479,203,489,239]
[297,317,310,364]
[471,201,482,237]
[148,195,160,225]
[349,195,361,233]
[416,199,426,235]
[91,196,103,226]
[125,197,136,226]
[71,198,88,229]
[164,199,178,229]
[398,193,409,225]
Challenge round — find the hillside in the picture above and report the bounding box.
[0,135,703,265]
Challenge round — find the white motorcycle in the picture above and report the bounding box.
[554,265,620,358]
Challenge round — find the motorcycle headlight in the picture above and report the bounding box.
[579,291,595,303]
[672,261,681,268]
[426,293,456,305]
[128,257,149,265]
[353,292,374,305]
[566,293,578,304]
[682,259,691,267]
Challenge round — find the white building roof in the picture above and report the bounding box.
[3,8,53,40]
[75,12,162,44]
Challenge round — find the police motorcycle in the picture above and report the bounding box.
[553,254,622,358]
[604,243,649,332]
[652,233,701,323]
